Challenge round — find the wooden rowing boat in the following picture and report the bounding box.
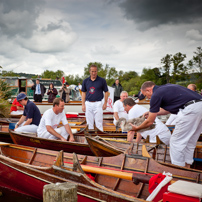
[85,136,202,170]
[0,142,144,201]
[10,130,118,156]
[0,142,202,201]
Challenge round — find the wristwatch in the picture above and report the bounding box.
[16,124,19,127]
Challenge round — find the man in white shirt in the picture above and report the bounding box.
[37,98,75,141]
[123,98,171,145]
[113,91,129,125]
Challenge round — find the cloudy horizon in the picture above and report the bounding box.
[1,0,202,77]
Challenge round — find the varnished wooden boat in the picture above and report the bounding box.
[9,130,123,157]
[0,142,202,201]
[0,142,144,201]
[86,136,202,170]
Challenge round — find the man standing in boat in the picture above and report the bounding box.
[37,98,75,142]
[130,81,202,168]
[14,93,41,133]
[31,79,46,102]
[113,91,128,126]
[81,64,108,131]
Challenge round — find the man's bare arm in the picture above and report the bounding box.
[82,92,86,112]
[64,124,75,142]
[130,112,157,131]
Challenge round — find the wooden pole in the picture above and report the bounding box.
[43,182,77,202]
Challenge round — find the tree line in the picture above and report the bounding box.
[1,46,202,96]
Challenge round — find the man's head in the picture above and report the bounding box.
[115,79,119,85]
[17,93,28,105]
[53,98,65,114]
[36,79,40,84]
[141,81,155,99]
[187,84,197,92]
[123,98,136,113]
[120,91,128,102]
[89,64,98,80]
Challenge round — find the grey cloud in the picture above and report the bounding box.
[120,0,202,30]
[186,29,202,41]
[0,0,45,38]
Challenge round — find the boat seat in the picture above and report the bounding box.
[168,180,202,199]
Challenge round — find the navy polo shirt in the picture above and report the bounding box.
[23,100,41,125]
[150,84,202,114]
[82,76,108,101]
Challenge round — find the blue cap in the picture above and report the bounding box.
[17,93,27,101]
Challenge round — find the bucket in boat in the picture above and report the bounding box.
[9,123,16,130]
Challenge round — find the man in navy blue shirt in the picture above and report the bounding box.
[14,93,41,133]
[130,81,202,168]
[81,64,108,131]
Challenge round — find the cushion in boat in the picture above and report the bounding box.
[71,129,78,134]
[168,180,202,198]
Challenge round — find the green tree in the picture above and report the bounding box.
[188,47,202,73]
[140,67,163,85]
[161,54,172,83]
[41,70,64,80]
[171,52,188,83]
[2,70,19,77]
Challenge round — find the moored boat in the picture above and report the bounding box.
[0,142,202,201]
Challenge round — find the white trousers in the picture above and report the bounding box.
[169,101,202,166]
[38,126,69,140]
[85,101,103,131]
[10,110,23,115]
[15,121,38,133]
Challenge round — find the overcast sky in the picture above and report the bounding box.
[1,0,202,77]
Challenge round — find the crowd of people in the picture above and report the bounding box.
[10,64,202,168]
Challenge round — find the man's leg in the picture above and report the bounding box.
[85,102,95,129]
[94,101,103,131]
[15,124,38,133]
[170,102,202,166]
[38,95,42,102]
[55,126,69,140]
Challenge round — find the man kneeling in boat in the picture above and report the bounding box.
[37,98,75,142]
[123,98,171,145]
[14,93,41,133]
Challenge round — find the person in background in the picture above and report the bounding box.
[47,83,58,103]
[130,81,202,168]
[37,98,75,142]
[112,79,123,103]
[82,64,108,131]
[78,83,82,90]
[133,90,146,102]
[14,93,41,133]
[59,82,71,103]
[10,92,25,115]
[31,79,46,102]
[187,84,197,92]
[113,91,128,125]
[123,98,171,145]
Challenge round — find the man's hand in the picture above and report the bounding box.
[60,136,67,141]
[69,136,75,142]
[102,102,107,110]
[82,105,86,112]
[143,111,149,119]
[129,123,138,131]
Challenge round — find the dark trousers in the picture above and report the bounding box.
[114,96,120,103]
[34,94,42,102]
